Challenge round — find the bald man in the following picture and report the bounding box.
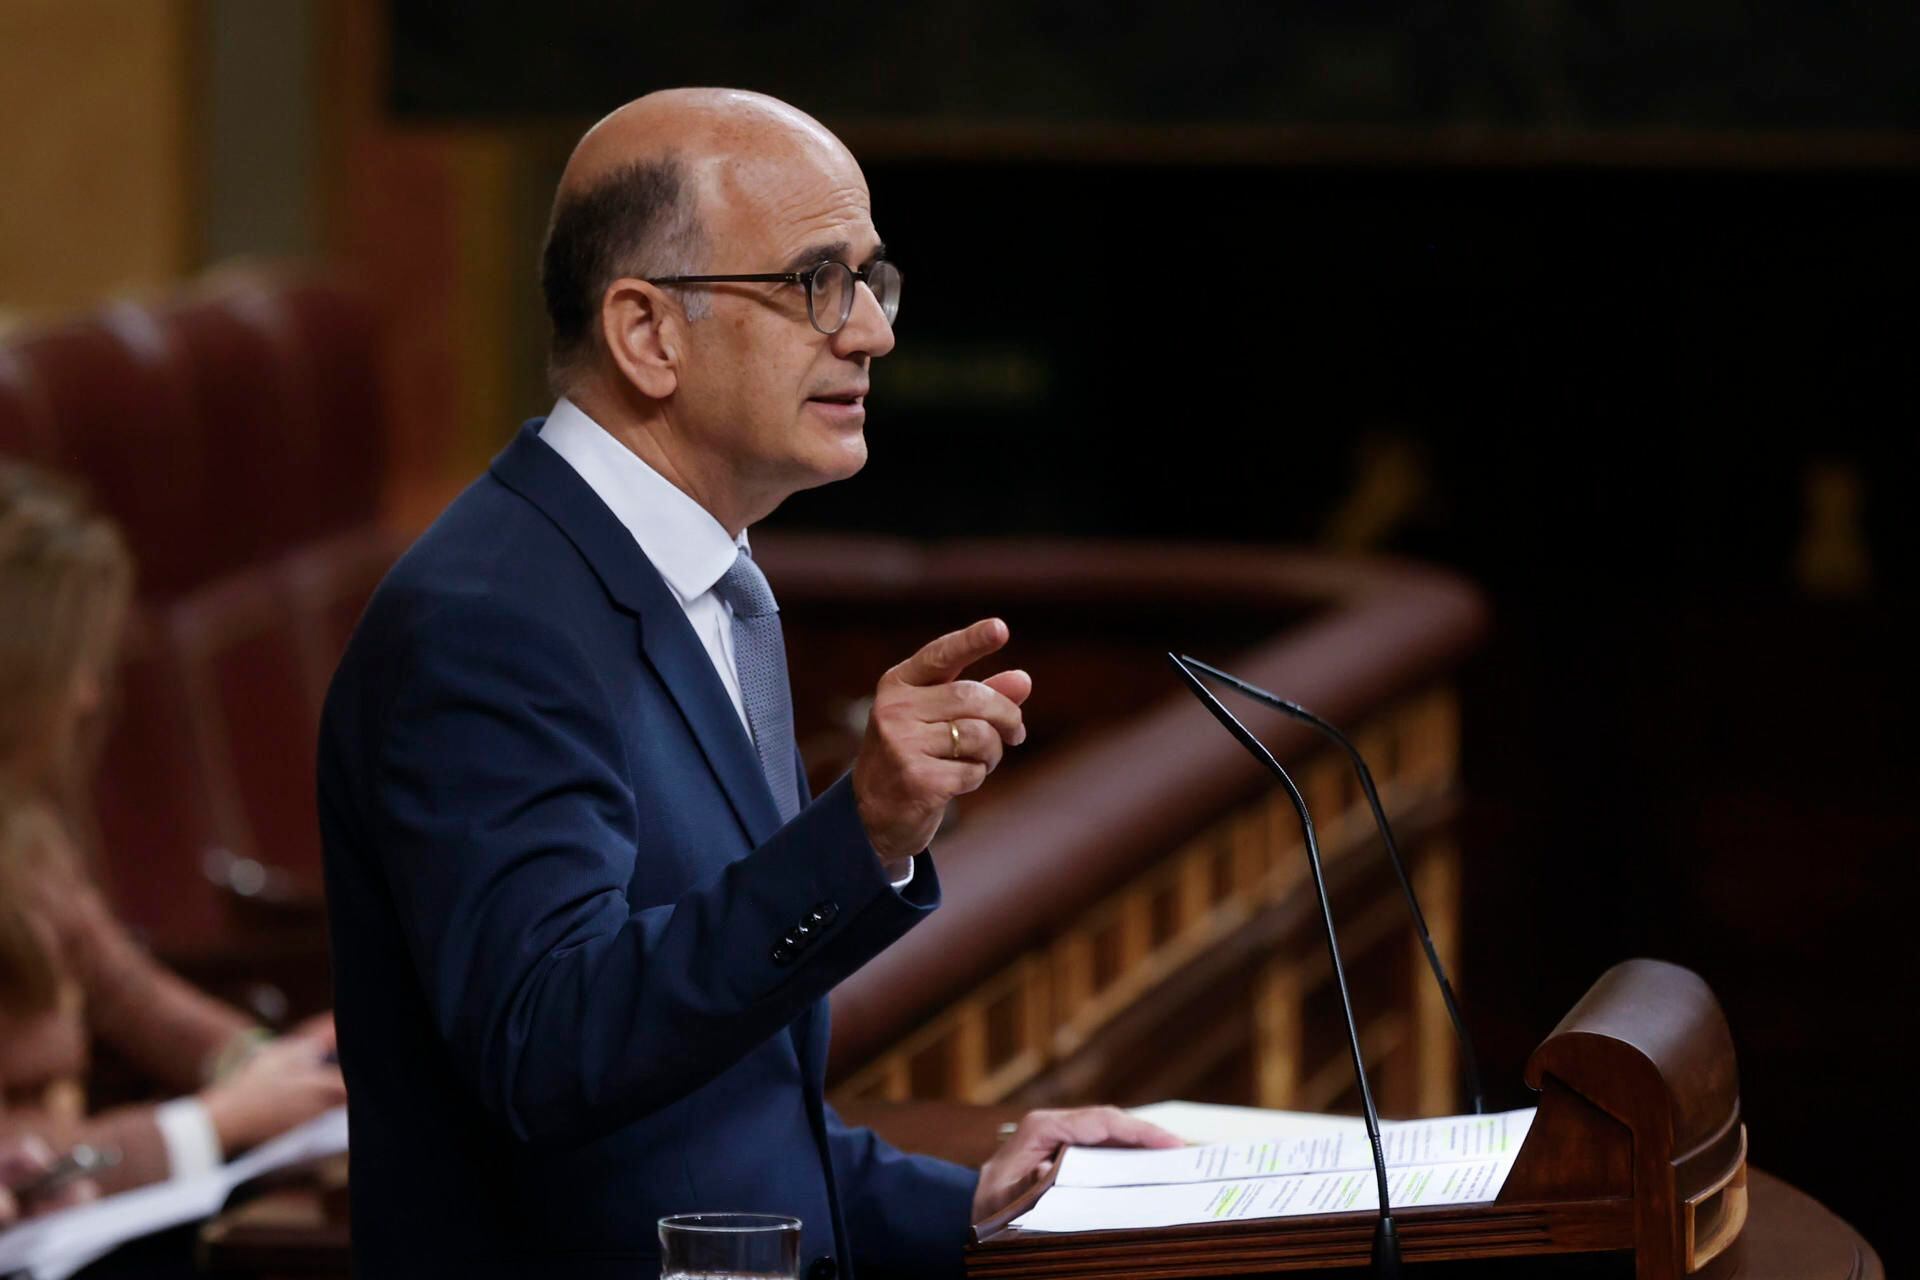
[318,90,1175,1278]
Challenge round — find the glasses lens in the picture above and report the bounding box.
[809,261,853,334]
[868,261,901,325]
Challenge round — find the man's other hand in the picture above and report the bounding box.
[853,618,1031,860]
[972,1106,1184,1223]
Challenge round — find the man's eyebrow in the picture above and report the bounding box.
[783,241,848,272]
[782,240,887,272]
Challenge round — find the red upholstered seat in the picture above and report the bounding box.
[165,566,327,887]
[0,271,387,601]
[160,526,404,895]
[92,613,223,945]
[163,286,325,576]
[267,276,384,533]
[281,524,408,664]
[0,343,61,463]
[10,305,214,597]
[0,271,398,958]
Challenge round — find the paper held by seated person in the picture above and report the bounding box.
[1009,1107,1535,1234]
[0,1108,348,1280]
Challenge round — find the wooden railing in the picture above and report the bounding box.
[835,690,1461,1110]
[758,536,1487,1118]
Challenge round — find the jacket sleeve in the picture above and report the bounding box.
[825,1104,978,1280]
[367,598,932,1146]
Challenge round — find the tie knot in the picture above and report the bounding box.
[715,547,779,618]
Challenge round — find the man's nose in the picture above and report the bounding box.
[831,279,895,360]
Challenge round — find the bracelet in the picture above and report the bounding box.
[206,1026,273,1084]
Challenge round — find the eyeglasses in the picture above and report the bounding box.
[648,259,902,335]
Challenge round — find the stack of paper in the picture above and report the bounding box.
[0,1108,348,1280]
[1011,1107,1534,1234]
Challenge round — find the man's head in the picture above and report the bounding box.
[539,89,895,532]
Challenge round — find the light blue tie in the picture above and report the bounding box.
[714,548,800,823]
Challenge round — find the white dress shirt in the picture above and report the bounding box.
[539,399,911,884]
[541,397,752,725]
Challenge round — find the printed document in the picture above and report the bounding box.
[1011,1107,1533,1234]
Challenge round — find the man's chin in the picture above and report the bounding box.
[786,433,869,495]
[819,437,869,485]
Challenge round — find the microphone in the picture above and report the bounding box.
[1176,654,1486,1116]
[1168,654,1402,1279]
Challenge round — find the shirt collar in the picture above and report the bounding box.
[538,397,747,604]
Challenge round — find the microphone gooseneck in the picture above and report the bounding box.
[1168,654,1401,1277]
[1177,653,1486,1117]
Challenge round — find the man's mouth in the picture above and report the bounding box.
[808,389,867,407]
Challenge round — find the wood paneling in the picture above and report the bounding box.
[833,691,1467,1119]
[0,0,197,316]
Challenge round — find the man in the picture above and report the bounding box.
[319,88,1176,1278]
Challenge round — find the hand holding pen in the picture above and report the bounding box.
[0,1135,111,1226]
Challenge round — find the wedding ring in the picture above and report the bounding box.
[949,720,962,759]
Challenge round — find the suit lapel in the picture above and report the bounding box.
[498,424,834,1208]
[491,422,782,847]
[637,613,782,846]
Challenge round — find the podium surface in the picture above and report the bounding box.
[196,1102,1878,1279]
[962,961,1806,1279]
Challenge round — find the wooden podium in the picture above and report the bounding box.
[969,959,1751,1279]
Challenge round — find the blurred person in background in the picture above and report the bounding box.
[0,462,345,1198]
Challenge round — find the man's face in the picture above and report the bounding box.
[667,142,896,510]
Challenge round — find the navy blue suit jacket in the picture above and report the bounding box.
[319,424,977,1277]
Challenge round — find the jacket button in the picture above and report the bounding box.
[793,917,815,939]
[781,930,801,950]
[813,901,838,924]
[771,945,793,966]
[806,1257,836,1280]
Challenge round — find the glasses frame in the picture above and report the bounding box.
[648,259,900,335]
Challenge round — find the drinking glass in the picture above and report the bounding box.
[658,1212,801,1279]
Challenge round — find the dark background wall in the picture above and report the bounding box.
[390,1,1918,1265]
[391,0,1920,131]
[804,153,1919,1265]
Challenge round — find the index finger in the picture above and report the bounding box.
[888,618,1010,688]
[1080,1110,1185,1150]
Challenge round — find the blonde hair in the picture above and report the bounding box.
[0,788,68,1014]
[0,464,130,1014]
[0,462,133,801]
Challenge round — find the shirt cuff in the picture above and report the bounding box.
[886,854,915,889]
[154,1097,224,1178]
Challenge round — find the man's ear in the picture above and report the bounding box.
[600,278,681,399]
